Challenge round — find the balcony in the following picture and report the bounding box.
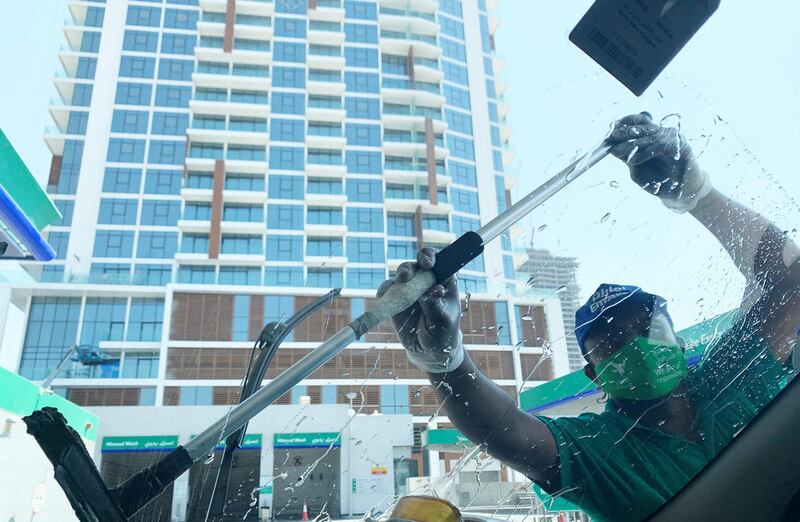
[192,71,272,91]
[422,228,455,244]
[306,106,346,123]
[220,220,265,235]
[307,54,345,71]
[186,126,269,147]
[180,186,214,202]
[304,223,347,237]
[222,188,267,204]
[177,219,211,234]
[380,0,437,14]
[379,8,439,37]
[304,192,347,207]
[381,80,445,107]
[304,255,348,268]
[380,31,440,60]
[385,196,453,214]
[305,163,346,178]
[309,0,345,22]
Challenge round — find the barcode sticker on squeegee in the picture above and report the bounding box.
[569,0,720,96]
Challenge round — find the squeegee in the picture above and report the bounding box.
[23,143,612,522]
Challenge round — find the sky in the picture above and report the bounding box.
[0,1,798,329]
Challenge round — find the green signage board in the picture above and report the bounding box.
[102,435,178,452]
[420,429,473,450]
[273,432,341,448]
[259,486,273,494]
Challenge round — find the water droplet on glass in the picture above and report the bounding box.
[537,224,547,232]
[609,180,619,188]
[204,452,215,465]
[460,292,471,317]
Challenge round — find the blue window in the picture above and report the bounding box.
[111,110,149,134]
[141,200,181,225]
[452,188,480,214]
[275,18,307,38]
[464,255,484,272]
[180,233,208,253]
[307,149,342,165]
[231,90,268,103]
[137,232,178,258]
[449,160,477,187]
[54,141,83,194]
[227,145,266,161]
[119,56,155,78]
[267,205,303,229]
[72,84,93,106]
[98,198,138,224]
[307,207,342,225]
[453,215,479,236]
[80,297,126,346]
[503,255,515,279]
[268,175,303,199]
[345,1,377,20]
[164,8,198,29]
[189,143,223,159]
[422,215,449,232]
[446,109,472,134]
[495,175,507,212]
[480,14,491,52]
[269,146,305,170]
[178,266,216,284]
[264,267,303,286]
[387,213,414,236]
[149,140,185,165]
[440,39,466,62]
[103,168,141,193]
[221,234,262,255]
[490,126,501,147]
[186,172,213,189]
[447,135,475,160]
[306,268,343,288]
[116,83,152,105]
[19,297,81,379]
[380,385,410,414]
[263,296,294,339]
[226,174,265,191]
[162,33,195,54]
[344,24,377,43]
[273,66,306,88]
[347,238,384,263]
[107,139,146,163]
[126,5,161,27]
[134,264,173,286]
[347,268,384,289]
[158,58,193,81]
[48,232,69,260]
[155,85,192,107]
[346,179,382,202]
[444,85,471,110]
[223,204,263,222]
[232,64,269,77]
[440,17,465,39]
[272,92,305,115]
[53,200,75,226]
[346,207,383,232]
[276,0,306,14]
[486,79,496,99]
[273,41,306,63]
[94,231,135,257]
[178,386,212,405]
[89,263,131,285]
[307,237,342,257]
[123,30,158,52]
[344,47,378,68]
[387,240,415,260]
[345,97,379,119]
[220,268,261,286]
[128,298,164,341]
[265,235,303,261]
[345,123,380,146]
[346,151,381,174]
[307,177,342,194]
[270,119,304,142]
[345,72,378,93]
[76,57,97,79]
[460,274,487,293]
[151,112,189,135]
[86,6,105,27]
[439,0,462,17]
[381,54,407,75]
[488,102,499,122]
[493,150,504,172]
[67,112,88,134]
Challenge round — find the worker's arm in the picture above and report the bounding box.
[378,249,561,488]
[608,113,800,361]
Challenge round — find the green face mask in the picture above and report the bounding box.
[594,337,688,401]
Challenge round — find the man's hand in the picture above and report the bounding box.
[606,112,712,213]
[377,247,464,373]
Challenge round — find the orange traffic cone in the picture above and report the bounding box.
[301,498,309,521]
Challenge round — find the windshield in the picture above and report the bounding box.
[0,1,797,522]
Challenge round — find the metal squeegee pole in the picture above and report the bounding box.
[477,145,612,243]
[185,326,356,459]
[183,146,611,462]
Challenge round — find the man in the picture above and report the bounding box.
[378,113,800,521]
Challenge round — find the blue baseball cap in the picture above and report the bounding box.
[575,283,670,354]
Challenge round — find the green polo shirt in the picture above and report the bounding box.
[536,319,792,522]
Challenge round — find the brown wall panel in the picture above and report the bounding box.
[223,0,235,52]
[170,293,234,341]
[248,295,265,340]
[293,296,351,342]
[48,155,63,188]
[67,387,141,406]
[460,300,497,345]
[516,305,548,347]
[424,118,438,204]
[209,160,225,259]
[520,353,554,381]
